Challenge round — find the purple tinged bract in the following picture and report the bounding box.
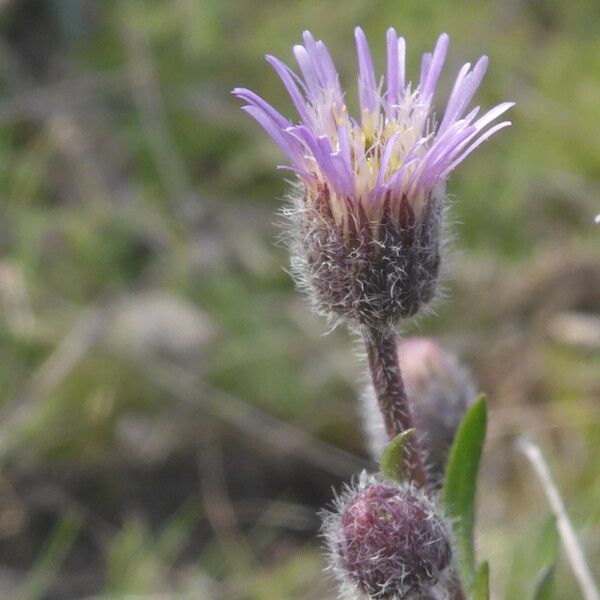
[233,27,513,232]
[321,477,453,599]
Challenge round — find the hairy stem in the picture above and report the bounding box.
[363,326,428,488]
[364,326,468,599]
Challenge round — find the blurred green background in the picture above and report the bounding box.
[0,0,598,598]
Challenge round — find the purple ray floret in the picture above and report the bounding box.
[233,27,513,226]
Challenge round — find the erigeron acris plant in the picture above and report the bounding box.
[234,26,599,600]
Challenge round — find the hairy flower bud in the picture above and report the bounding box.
[323,478,453,599]
[362,337,477,483]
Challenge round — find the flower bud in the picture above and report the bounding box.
[323,478,452,599]
[362,337,476,483]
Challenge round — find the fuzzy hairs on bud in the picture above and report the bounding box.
[280,182,448,332]
[361,337,477,486]
[321,473,454,599]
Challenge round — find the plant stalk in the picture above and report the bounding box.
[364,326,468,599]
[363,326,428,488]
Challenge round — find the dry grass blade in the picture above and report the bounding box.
[0,304,112,457]
[120,1,195,221]
[145,361,366,478]
[518,438,600,600]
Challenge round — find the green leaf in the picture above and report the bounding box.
[442,394,487,585]
[531,517,559,600]
[379,428,415,483]
[16,512,82,600]
[537,517,560,565]
[532,564,555,600]
[473,561,490,600]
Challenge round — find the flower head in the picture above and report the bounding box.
[234,28,513,329]
[322,475,453,599]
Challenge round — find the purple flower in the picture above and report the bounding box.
[233,28,512,232]
[234,29,513,329]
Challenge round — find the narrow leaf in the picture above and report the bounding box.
[537,516,560,566]
[442,394,487,585]
[532,564,555,600]
[380,428,414,483]
[16,512,82,600]
[531,517,559,600]
[473,561,490,600]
